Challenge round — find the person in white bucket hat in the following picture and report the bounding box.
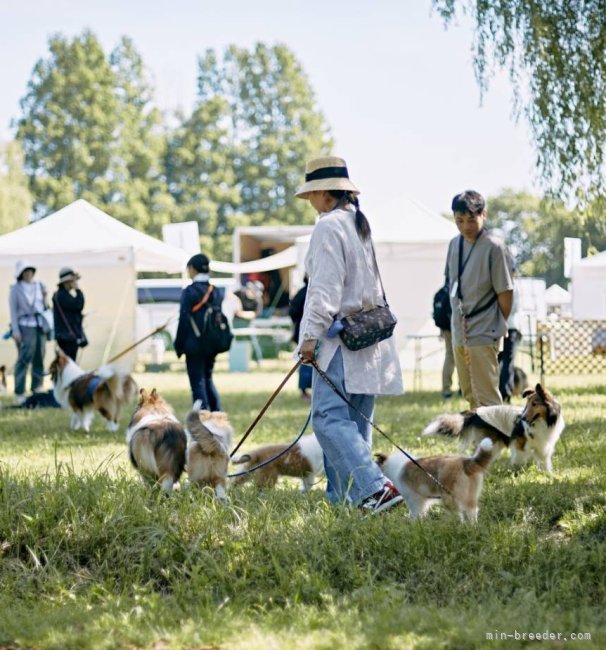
[295,156,404,515]
[8,260,50,404]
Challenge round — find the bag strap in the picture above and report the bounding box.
[191,285,214,313]
[53,294,77,339]
[369,239,390,308]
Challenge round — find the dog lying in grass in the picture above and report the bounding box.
[231,433,324,491]
[50,349,137,432]
[126,388,187,493]
[185,403,234,501]
[423,383,564,472]
[376,438,494,522]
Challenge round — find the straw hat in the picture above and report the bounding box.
[14,259,36,280]
[295,156,359,199]
[58,267,81,285]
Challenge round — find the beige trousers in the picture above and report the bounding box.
[453,343,502,410]
[441,329,456,394]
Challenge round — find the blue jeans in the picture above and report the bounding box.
[311,348,385,505]
[298,363,312,392]
[185,353,221,410]
[14,326,46,396]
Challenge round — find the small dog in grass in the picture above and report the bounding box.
[50,349,137,432]
[185,402,234,500]
[376,438,495,522]
[423,383,564,473]
[232,433,324,491]
[126,388,187,493]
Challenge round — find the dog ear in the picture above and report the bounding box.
[522,388,535,398]
[138,388,148,404]
[150,388,158,401]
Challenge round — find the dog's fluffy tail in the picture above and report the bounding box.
[97,365,137,402]
[422,413,465,438]
[185,405,227,455]
[471,437,494,471]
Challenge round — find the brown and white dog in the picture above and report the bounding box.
[50,350,137,432]
[423,383,565,473]
[126,388,187,493]
[232,433,324,491]
[376,438,495,522]
[185,402,234,500]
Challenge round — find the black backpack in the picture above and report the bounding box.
[432,283,452,330]
[190,285,234,356]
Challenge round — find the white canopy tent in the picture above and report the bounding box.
[571,250,606,319]
[0,199,189,372]
[545,284,572,316]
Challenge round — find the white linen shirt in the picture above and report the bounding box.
[297,206,403,396]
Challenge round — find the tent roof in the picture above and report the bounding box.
[545,284,571,304]
[575,249,606,267]
[368,196,458,243]
[0,199,188,273]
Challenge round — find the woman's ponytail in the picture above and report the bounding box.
[328,190,371,241]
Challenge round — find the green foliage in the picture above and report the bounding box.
[0,369,605,648]
[167,43,333,258]
[487,189,606,285]
[16,31,119,218]
[433,1,606,204]
[0,141,32,233]
[16,32,174,231]
[108,37,175,236]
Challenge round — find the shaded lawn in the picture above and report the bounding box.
[0,367,605,649]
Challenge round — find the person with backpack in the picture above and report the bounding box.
[445,190,513,410]
[432,280,456,399]
[174,254,231,409]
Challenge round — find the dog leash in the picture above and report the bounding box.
[105,313,179,365]
[230,359,303,458]
[309,358,451,495]
[228,410,311,478]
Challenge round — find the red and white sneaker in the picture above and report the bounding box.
[360,481,404,515]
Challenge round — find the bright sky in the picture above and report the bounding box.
[1,0,539,218]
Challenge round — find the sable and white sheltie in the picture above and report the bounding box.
[423,383,565,473]
[185,402,234,500]
[126,388,187,493]
[232,433,324,491]
[376,438,495,522]
[49,350,137,432]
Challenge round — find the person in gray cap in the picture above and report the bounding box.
[52,267,87,361]
[8,260,51,404]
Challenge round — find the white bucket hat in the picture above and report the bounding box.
[295,156,359,199]
[15,259,36,280]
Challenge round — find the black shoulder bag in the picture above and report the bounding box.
[339,241,397,351]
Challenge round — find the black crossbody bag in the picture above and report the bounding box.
[339,241,397,351]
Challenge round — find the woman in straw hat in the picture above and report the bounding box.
[52,267,87,361]
[296,156,404,514]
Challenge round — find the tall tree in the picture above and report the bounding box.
[166,97,240,260]
[433,1,606,204]
[16,31,118,218]
[109,37,175,235]
[0,141,32,234]
[201,43,333,228]
[487,189,606,286]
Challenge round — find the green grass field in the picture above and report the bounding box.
[1,362,605,649]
